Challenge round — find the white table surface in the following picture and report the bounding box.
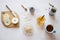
[0,0,60,40]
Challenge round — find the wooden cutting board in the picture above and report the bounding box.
[1,11,20,28]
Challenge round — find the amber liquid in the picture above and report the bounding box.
[37,16,45,27]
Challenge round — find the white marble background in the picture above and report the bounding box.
[0,0,60,40]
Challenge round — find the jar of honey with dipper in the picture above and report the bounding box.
[37,15,45,27]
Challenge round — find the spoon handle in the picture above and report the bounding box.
[21,5,27,11]
[6,5,12,12]
[40,15,45,20]
[6,5,16,17]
